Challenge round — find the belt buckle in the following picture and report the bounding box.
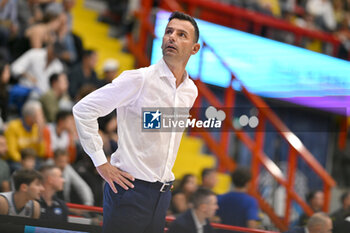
[160,183,170,192]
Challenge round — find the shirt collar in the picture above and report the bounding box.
[157,58,189,83]
[191,209,206,230]
[21,118,32,132]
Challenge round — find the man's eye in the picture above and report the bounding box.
[166,30,172,34]
[180,33,185,37]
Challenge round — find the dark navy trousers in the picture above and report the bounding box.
[102,179,172,233]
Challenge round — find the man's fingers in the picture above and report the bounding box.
[120,171,135,182]
[114,178,129,190]
[118,175,134,189]
[108,181,118,193]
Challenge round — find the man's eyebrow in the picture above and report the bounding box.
[165,27,189,35]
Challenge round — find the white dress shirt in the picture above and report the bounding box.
[191,209,206,233]
[73,58,198,182]
[11,48,64,94]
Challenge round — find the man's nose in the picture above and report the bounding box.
[168,32,175,41]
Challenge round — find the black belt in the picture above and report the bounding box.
[134,179,173,192]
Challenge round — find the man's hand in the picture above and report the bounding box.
[96,163,135,193]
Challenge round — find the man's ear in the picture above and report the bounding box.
[20,183,28,192]
[191,43,200,55]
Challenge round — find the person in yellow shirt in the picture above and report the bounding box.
[5,100,46,170]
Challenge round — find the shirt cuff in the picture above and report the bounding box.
[90,149,108,167]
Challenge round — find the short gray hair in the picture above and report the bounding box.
[307,212,330,229]
[22,100,42,117]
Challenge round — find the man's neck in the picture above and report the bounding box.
[163,58,187,88]
[234,187,247,193]
[42,186,55,206]
[82,63,91,78]
[194,208,206,225]
[56,124,63,136]
[13,192,30,211]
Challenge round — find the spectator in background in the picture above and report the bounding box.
[98,111,118,157]
[74,155,105,207]
[306,0,336,32]
[40,73,71,123]
[39,165,68,222]
[4,101,46,169]
[16,0,44,36]
[298,190,324,226]
[0,131,10,192]
[0,59,10,126]
[168,188,218,233]
[331,191,350,223]
[0,0,19,60]
[217,167,259,231]
[334,16,350,60]
[0,169,44,218]
[20,148,37,170]
[61,0,83,67]
[53,149,94,206]
[201,168,218,191]
[100,58,119,85]
[333,0,346,28]
[171,174,198,215]
[25,4,66,49]
[68,49,99,99]
[284,212,332,233]
[44,110,77,162]
[11,42,64,96]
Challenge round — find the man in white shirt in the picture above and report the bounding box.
[11,42,64,95]
[73,11,200,233]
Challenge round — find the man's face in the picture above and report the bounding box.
[311,191,324,211]
[202,195,219,219]
[21,158,36,170]
[161,18,199,63]
[26,179,44,200]
[61,115,74,131]
[203,172,218,189]
[49,168,65,191]
[57,74,68,95]
[55,155,69,171]
[344,194,350,209]
[89,53,98,69]
[0,136,7,157]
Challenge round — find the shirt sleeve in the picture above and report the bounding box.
[72,69,144,167]
[11,49,33,76]
[246,197,260,221]
[4,123,21,162]
[66,165,94,206]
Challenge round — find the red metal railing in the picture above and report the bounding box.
[66,203,279,232]
[127,0,337,231]
[160,0,343,57]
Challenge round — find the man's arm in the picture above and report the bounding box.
[66,165,94,206]
[247,220,258,229]
[1,181,10,192]
[11,49,33,77]
[246,198,260,229]
[73,70,144,193]
[33,200,41,219]
[4,124,21,162]
[0,195,9,215]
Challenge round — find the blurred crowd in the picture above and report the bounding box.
[0,0,121,224]
[213,0,350,59]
